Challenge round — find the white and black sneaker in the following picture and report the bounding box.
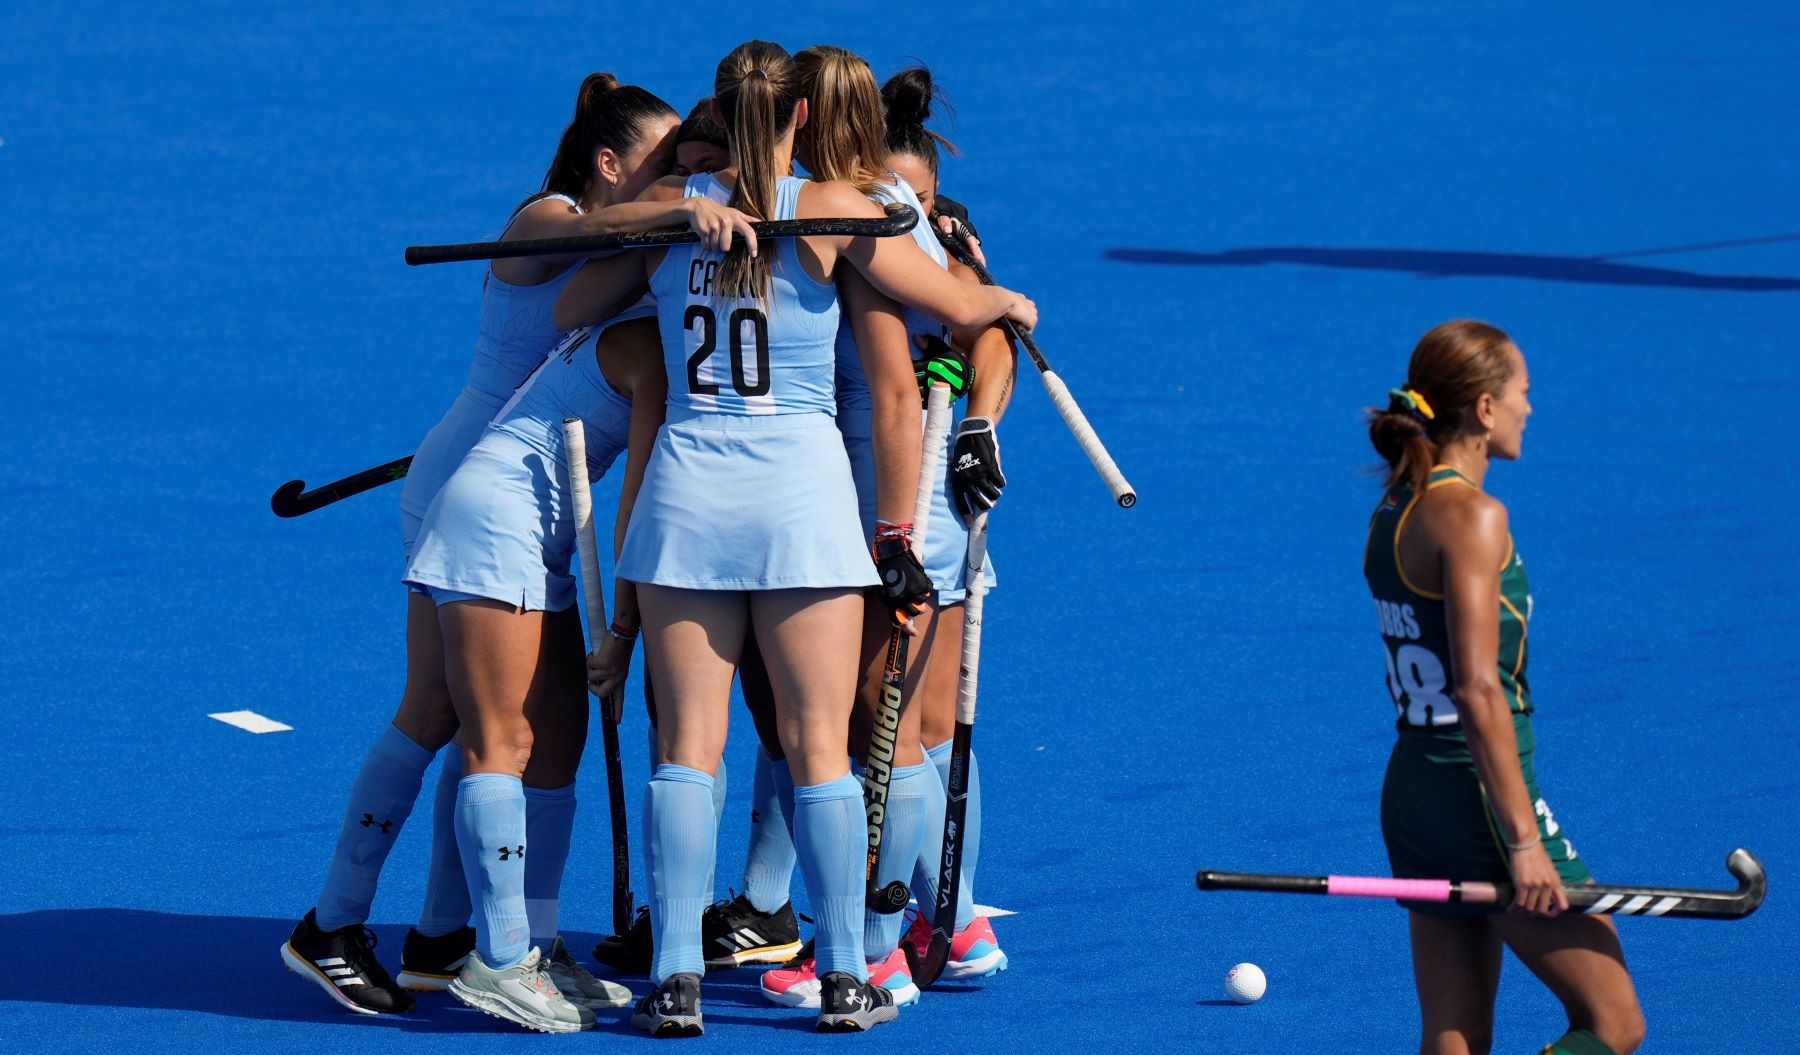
[280,909,415,1015]
[396,924,475,991]
[701,894,803,968]
[630,972,703,1037]
[816,971,897,1032]
[593,906,651,975]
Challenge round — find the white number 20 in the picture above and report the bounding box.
[1383,644,1458,726]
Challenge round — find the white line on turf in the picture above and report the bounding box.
[208,710,293,733]
[975,904,1016,918]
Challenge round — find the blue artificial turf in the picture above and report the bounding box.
[2,2,1796,1051]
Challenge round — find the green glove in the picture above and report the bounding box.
[914,334,973,404]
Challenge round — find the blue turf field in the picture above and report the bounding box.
[3,2,1797,1052]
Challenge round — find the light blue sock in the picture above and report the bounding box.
[742,746,796,913]
[417,749,472,936]
[523,783,576,951]
[455,772,530,970]
[707,756,726,899]
[314,723,433,932]
[916,746,978,931]
[792,772,867,982]
[864,761,930,958]
[646,764,716,983]
[929,738,982,920]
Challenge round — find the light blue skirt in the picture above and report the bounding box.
[841,425,997,605]
[398,386,506,561]
[618,410,877,590]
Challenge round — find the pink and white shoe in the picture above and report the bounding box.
[866,948,919,1006]
[903,910,1009,981]
[758,955,820,1008]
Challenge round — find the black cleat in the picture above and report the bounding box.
[593,906,652,975]
[815,970,897,1032]
[701,894,803,968]
[279,909,415,1015]
[630,972,703,1037]
[397,924,476,991]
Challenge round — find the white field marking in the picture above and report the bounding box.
[208,710,293,734]
[906,900,1017,918]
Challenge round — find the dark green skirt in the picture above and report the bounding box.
[1379,712,1591,916]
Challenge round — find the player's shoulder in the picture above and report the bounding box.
[1422,484,1509,557]
[798,179,883,218]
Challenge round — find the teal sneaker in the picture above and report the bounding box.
[448,947,593,1033]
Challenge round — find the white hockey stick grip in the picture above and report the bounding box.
[955,510,991,725]
[912,383,953,552]
[1039,370,1136,508]
[562,418,607,649]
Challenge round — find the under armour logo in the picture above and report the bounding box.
[843,989,868,1011]
[657,992,677,1013]
[498,845,526,861]
[750,809,762,824]
[360,813,394,834]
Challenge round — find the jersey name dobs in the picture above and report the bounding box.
[1376,597,1457,727]
[685,258,770,400]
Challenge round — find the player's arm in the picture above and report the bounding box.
[586,326,666,699]
[1439,495,1566,917]
[554,252,652,331]
[504,182,757,263]
[841,266,932,627]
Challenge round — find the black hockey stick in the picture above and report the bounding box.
[934,224,1137,508]
[905,507,992,987]
[862,383,955,914]
[1195,848,1766,920]
[406,202,919,266]
[564,419,636,935]
[270,455,413,518]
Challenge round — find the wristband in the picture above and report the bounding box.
[873,519,913,543]
[607,621,639,642]
[1506,832,1541,852]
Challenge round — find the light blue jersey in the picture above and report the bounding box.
[618,174,874,590]
[398,193,584,559]
[649,174,839,417]
[834,175,948,435]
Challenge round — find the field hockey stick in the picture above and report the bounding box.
[1196,848,1766,921]
[270,455,413,517]
[906,507,991,987]
[934,225,1137,508]
[563,418,636,936]
[407,201,919,266]
[863,382,954,914]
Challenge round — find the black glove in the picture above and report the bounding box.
[932,194,980,243]
[872,523,933,624]
[914,334,972,404]
[950,416,1006,520]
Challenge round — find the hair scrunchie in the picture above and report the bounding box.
[1387,387,1435,424]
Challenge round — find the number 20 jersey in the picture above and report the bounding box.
[650,173,839,417]
[1363,466,1533,732]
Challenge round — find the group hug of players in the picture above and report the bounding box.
[278,37,1648,1055]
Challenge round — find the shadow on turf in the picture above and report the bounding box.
[1102,246,1800,292]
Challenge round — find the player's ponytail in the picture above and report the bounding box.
[1369,320,1518,491]
[795,45,884,192]
[714,40,800,306]
[881,64,959,179]
[539,72,678,201]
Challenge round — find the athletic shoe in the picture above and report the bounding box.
[865,947,920,1006]
[397,925,475,991]
[630,972,703,1037]
[593,906,651,975]
[902,909,1009,980]
[279,909,415,1015]
[701,894,803,968]
[544,935,633,1009]
[816,971,898,1033]
[758,955,820,1008]
[447,946,593,1033]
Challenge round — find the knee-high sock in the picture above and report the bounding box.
[928,738,981,914]
[742,746,797,913]
[314,723,434,932]
[646,764,716,983]
[417,749,472,937]
[915,750,978,930]
[863,761,929,958]
[523,783,576,950]
[792,772,867,982]
[1544,1030,1622,1055]
[455,772,530,970]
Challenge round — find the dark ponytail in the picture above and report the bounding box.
[713,41,800,306]
[1368,320,1518,491]
[540,72,677,201]
[881,64,958,179]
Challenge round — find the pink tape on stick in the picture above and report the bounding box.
[1327,876,1454,901]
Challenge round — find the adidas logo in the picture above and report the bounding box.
[316,956,366,988]
[723,927,770,951]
